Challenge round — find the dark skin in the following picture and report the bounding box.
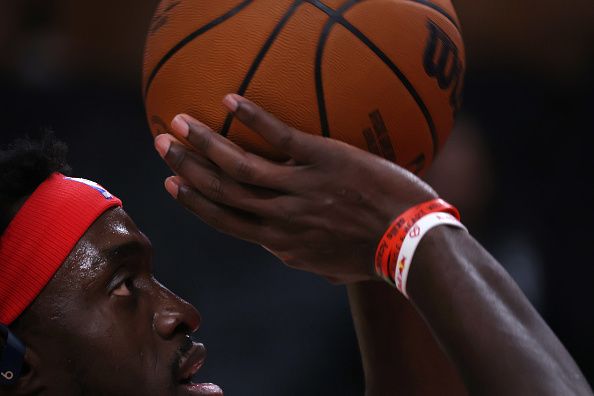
[1,183,462,395]
[155,94,593,395]
[3,207,223,396]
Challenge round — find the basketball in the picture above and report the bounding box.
[143,0,465,174]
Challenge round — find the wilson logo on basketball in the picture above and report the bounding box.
[144,0,465,175]
[423,20,464,114]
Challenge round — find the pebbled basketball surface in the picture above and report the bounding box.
[143,0,465,174]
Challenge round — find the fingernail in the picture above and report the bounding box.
[164,177,180,198]
[223,94,239,112]
[154,134,171,158]
[171,115,189,138]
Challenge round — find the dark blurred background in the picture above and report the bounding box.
[1,0,593,394]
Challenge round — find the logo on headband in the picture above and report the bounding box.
[64,177,113,199]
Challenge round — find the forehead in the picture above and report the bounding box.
[82,207,147,248]
[62,207,151,278]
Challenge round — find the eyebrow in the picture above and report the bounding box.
[100,240,149,263]
[79,239,151,289]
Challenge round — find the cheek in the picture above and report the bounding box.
[48,298,174,395]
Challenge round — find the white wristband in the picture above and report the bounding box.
[395,212,467,298]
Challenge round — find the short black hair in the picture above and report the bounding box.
[0,132,71,234]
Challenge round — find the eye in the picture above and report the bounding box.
[112,278,134,297]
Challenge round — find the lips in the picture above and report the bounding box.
[175,341,223,395]
[176,342,207,383]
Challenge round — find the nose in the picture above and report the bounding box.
[153,286,201,339]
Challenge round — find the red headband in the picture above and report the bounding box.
[0,173,122,324]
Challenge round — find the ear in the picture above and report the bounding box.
[4,348,44,395]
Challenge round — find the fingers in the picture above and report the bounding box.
[156,133,304,221]
[222,94,323,163]
[157,133,264,208]
[164,176,266,244]
[155,133,216,172]
[170,114,296,190]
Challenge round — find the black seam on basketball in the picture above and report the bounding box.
[315,0,340,11]
[306,0,439,159]
[221,0,303,137]
[405,0,460,32]
[315,0,360,138]
[163,2,180,13]
[144,0,253,100]
[346,22,439,158]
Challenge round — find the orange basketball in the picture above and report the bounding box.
[143,0,465,174]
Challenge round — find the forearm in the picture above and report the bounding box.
[157,96,592,394]
[347,281,466,395]
[408,226,593,395]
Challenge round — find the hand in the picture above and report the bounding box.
[154,94,437,284]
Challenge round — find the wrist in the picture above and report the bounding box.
[406,225,468,304]
[374,199,464,293]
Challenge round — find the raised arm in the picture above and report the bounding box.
[346,280,467,395]
[154,94,593,395]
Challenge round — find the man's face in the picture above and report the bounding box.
[19,207,222,395]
